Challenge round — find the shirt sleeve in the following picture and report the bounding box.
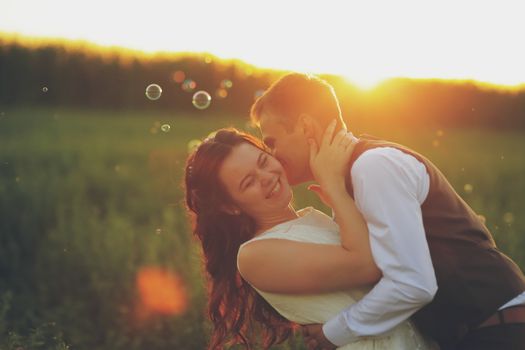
[323,147,438,346]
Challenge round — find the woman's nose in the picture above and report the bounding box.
[258,171,273,187]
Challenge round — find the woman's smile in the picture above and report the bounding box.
[266,178,282,199]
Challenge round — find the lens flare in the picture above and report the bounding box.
[220,79,233,89]
[136,266,188,316]
[182,79,197,92]
[172,70,185,83]
[215,88,228,99]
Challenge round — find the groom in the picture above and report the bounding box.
[249,73,525,350]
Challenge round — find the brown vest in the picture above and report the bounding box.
[345,135,525,349]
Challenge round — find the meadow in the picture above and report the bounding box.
[0,107,524,350]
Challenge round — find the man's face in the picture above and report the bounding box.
[259,110,313,185]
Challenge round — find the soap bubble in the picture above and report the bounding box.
[161,124,171,132]
[145,84,162,100]
[192,90,212,110]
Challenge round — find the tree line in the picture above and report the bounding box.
[1,37,524,129]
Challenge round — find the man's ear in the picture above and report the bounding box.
[298,113,317,139]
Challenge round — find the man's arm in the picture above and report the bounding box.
[323,147,438,346]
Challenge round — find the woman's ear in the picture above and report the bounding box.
[221,205,241,216]
[298,113,316,139]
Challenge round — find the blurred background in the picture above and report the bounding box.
[1,0,524,349]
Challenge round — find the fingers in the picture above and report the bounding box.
[332,128,348,147]
[308,138,319,164]
[322,119,337,148]
[307,184,322,198]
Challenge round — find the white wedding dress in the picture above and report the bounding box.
[238,207,434,350]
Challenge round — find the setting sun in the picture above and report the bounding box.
[1,0,524,89]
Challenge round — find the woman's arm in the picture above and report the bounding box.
[238,239,380,294]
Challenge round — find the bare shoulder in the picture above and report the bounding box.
[237,239,287,280]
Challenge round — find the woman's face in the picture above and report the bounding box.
[218,142,293,219]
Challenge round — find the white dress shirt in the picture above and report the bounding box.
[323,146,525,346]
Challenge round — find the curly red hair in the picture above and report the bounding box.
[184,128,296,349]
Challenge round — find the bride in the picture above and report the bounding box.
[184,126,433,349]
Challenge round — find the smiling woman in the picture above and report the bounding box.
[1,0,524,88]
[184,128,297,349]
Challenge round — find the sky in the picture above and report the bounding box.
[1,0,524,88]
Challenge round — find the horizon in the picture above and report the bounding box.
[2,32,524,93]
[1,0,524,89]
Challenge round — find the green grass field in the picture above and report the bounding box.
[1,107,524,349]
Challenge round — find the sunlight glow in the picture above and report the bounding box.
[1,0,524,89]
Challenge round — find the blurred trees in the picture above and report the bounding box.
[1,36,524,129]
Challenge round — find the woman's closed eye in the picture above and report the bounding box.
[260,155,268,167]
[240,175,254,191]
[240,153,269,191]
[245,177,255,188]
